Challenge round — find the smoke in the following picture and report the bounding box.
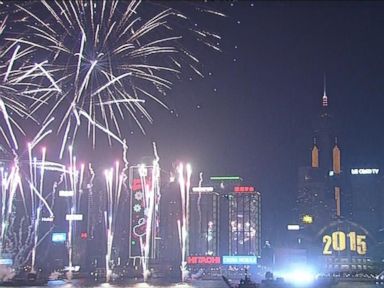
[0,266,15,281]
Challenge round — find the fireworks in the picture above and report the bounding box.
[0,0,222,282]
[0,9,60,151]
[177,162,192,281]
[8,0,223,156]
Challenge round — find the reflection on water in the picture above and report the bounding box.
[335,283,383,288]
[46,279,225,288]
[29,279,383,288]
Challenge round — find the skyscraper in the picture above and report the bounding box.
[227,186,261,257]
[189,187,220,256]
[296,82,343,231]
[294,83,380,273]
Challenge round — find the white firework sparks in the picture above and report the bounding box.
[0,10,60,151]
[12,0,223,155]
[177,162,192,282]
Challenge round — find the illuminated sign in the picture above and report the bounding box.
[323,231,367,255]
[0,259,13,265]
[80,232,88,240]
[222,256,257,265]
[210,176,242,181]
[65,214,83,221]
[302,215,313,224]
[287,224,300,231]
[64,266,80,272]
[59,190,74,197]
[52,233,67,243]
[129,165,158,259]
[322,231,367,256]
[351,168,379,175]
[41,216,54,222]
[192,187,214,193]
[234,186,255,193]
[187,256,221,264]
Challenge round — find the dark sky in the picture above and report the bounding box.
[125,1,384,242]
[4,1,384,243]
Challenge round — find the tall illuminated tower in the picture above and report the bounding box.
[297,80,342,230]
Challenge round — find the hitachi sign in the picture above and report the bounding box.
[187,256,221,264]
[351,168,379,175]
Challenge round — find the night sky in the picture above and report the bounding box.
[3,1,384,244]
[126,1,384,243]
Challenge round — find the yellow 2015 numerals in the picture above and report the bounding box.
[322,231,367,255]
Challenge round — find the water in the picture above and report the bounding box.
[42,279,383,288]
[28,280,227,288]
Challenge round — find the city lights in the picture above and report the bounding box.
[210,176,242,181]
[191,186,214,192]
[65,214,83,221]
[287,224,300,231]
[351,168,379,175]
[222,256,258,265]
[302,215,313,224]
[0,0,382,284]
[59,190,74,197]
[52,233,67,243]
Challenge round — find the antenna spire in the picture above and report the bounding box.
[322,74,328,107]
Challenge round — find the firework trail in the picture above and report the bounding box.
[13,0,223,154]
[197,172,204,239]
[63,145,85,280]
[140,142,160,281]
[0,141,62,274]
[0,5,61,151]
[104,158,125,282]
[177,162,192,281]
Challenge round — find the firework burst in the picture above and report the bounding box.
[13,0,223,156]
[0,7,60,151]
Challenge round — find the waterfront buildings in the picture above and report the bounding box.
[187,178,261,277]
[294,84,384,273]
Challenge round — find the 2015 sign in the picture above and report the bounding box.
[322,231,367,255]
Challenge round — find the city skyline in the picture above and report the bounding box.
[131,1,384,243]
[1,0,384,284]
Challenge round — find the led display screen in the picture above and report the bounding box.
[52,232,67,243]
[222,256,257,265]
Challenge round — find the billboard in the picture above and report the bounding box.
[128,165,159,259]
[187,256,221,264]
[222,256,258,265]
[52,232,67,243]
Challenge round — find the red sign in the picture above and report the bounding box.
[131,178,152,191]
[131,178,142,191]
[234,186,255,193]
[80,232,88,240]
[187,256,221,264]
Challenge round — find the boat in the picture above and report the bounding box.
[222,269,260,288]
[222,275,260,288]
[260,272,288,288]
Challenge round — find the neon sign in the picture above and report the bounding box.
[65,214,83,221]
[222,256,257,265]
[187,256,221,264]
[80,232,88,240]
[234,186,255,193]
[59,190,74,197]
[287,224,300,231]
[192,187,214,193]
[41,216,54,222]
[210,176,242,181]
[322,231,367,256]
[0,259,12,265]
[52,233,67,243]
[351,168,379,175]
